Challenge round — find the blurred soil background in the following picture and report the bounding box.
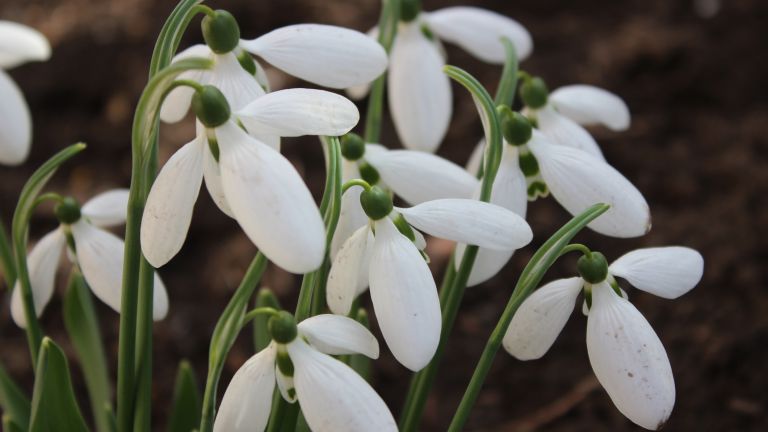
[1,0,766,430]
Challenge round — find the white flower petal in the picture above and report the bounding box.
[0,21,51,69]
[388,23,451,153]
[287,339,397,432]
[214,344,276,432]
[536,105,605,161]
[550,85,630,131]
[365,149,478,205]
[242,24,388,89]
[609,247,704,299]
[237,88,359,137]
[465,139,485,176]
[345,26,379,100]
[159,44,211,123]
[201,133,235,217]
[71,222,168,319]
[11,229,65,328]
[502,277,583,360]
[0,69,31,165]
[327,225,372,315]
[528,132,650,237]
[208,53,266,112]
[298,314,379,359]
[369,218,440,371]
[330,180,369,260]
[275,364,297,403]
[399,199,532,251]
[587,282,675,430]
[81,189,130,227]
[424,7,533,62]
[141,138,204,267]
[217,121,325,274]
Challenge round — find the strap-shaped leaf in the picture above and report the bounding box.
[0,363,30,430]
[29,337,89,432]
[63,270,112,432]
[167,360,201,432]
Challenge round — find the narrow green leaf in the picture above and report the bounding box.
[493,37,519,107]
[0,362,30,430]
[167,360,201,432]
[63,270,112,432]
[253,289,281,352]
[29,337,89,432]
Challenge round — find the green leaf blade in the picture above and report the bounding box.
[167,360,201,432]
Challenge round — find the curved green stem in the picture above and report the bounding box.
[0,217,18,288]
[447,204,610,431]
[363,0,401,143]
[493,38,519,107]
[559,243,592,257]
[342,179,372,194]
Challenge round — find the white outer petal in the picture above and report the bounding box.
[502,277,583,360]
[465,139,485,176]
[536,105,605,161]
[11,229,65,328]
[287,339,397,432]
[550,85,630,131]
[71,221,168,319]
[345,26,379,100]
[159,44,212,123]
[528,132,650,237]
[242,24,388,89]
[369,218,440,371]
[214,344,276,432]
[609,247,704,299]
[237,88,359,137]
[0,21,51,68]
[217,122,325,274]
[209,52,266,112]
[0,69,31,165]
[388,23,451,153]
[141,138,204,267]
[424,7,533,62]
[327,225,372,315]
[587,282,675,430]
[298,314,379,359]
[81,189,130,227]
[365,149,478,205]
[399,199,532,251]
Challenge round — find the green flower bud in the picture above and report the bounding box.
[497,105,532,146]
[268,311,297,344]
[577,252,609,284]
[401,0,422,22]
[520,76,549,109]
[54,197,81,224]
[360,186,393,220]
[518,151,540,177]
[192,85,231,128]
[341,133,366,161]
[202,10,241,54]
[359,162,380,186]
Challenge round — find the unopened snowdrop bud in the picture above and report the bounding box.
[520,76,549,109]
[341,133,366,161]
[360,186,393,220]
[54,197,82,224]
[498,106,532,145]
[268,311,298,344]
[577,252,609,284]
[202,10,241,54]
[192,85,231,128]
[401,0,422,22]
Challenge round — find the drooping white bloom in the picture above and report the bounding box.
[142,89,358,273]
[328,196,532,370]
[0,21,51,165]
[11,190,169,327]
[214,314,395,432]
[331,140,479,258]
[353,7,531,152]
[503,246,703,430]
[161,24,387,124]
[526,85,631,160]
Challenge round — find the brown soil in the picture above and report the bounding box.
[1,0,766,431]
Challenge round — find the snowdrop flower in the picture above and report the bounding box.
[142,85,359,274]
[215,312,396,432]
[11,190,169,327]
[161,9,387,126]
[503,247,704,430]
[351,1,532,152]
[331,132,479,258]
[520,76,631,161]
[0,21,50,165]
[327,185,532,370]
